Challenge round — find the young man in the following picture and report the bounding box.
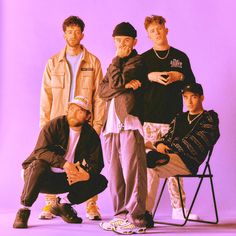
[142,15,198,220]
[99,22,152,234]
[39,16,105,220]
[13,96,108,229]
[146,83,220,211]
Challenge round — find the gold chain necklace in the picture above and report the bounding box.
[187,111,204,124]
[153,48,170,60]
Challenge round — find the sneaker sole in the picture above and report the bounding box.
[38,216,55,220]
[112,227,146,235]
[99,222,113,231]
[86,213,101,221]
[13,223,28,229]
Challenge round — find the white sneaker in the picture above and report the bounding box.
[113,220,146,235]
[172,208,199,220]
[100,218,125,231]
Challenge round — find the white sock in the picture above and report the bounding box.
[21,205,31,210]
[60,196,71,204]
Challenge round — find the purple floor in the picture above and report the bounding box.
[1,209,236,236]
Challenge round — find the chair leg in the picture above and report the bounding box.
[206,165,219,224]
[154,177,187,226]
[154,173,219,226]
[182,174,218,224]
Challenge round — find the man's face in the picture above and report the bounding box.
[64,25,84,47]
[183,91,204,114]
[114,36,137,51]
[67,104,90,127]
[147,23,168,45]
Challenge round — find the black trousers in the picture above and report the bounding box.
[21,159,108,207]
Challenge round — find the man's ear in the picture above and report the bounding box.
[81,33,84,41]
[86,113,91,122]
[133,38,137,47]
[201,95,205,102]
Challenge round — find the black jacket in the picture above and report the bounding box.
[22,116,104,177]
[98,49,146,123]
[157,110,220,174]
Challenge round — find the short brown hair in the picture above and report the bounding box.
[62,16,85,32]
[144,15,166,30]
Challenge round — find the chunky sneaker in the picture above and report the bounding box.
[38,204,56,219]
[86,201,101,220]
[100,218,125,231]
[13,208,31,228]
[39,194,57,220]
[172,207,199,220]
[113,220,146,235]
[50,198,82,223]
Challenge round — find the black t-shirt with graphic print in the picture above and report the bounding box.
[141,47,196,124]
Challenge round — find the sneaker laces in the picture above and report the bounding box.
[87,202,100,212]
[110,218,125,227]
[42,204,52,212]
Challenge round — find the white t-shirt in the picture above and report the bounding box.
[103,98,144,136]
[51,127,81,173]
[66,52,84,101]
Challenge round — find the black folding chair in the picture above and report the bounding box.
[152,147,219,226]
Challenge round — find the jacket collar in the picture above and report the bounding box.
[58,45,89,63]
[121,49,138,62]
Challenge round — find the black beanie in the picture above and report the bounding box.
[112,22,137,38]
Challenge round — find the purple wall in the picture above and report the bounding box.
[1,0,236,216]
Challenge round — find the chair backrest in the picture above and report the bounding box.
[176,146,215,178]
[205,146,214,165]
[196,146,215,177]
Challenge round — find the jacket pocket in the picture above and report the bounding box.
[51,73,65,88]
[82,75,93,89]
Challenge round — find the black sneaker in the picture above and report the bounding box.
[13,208,31,228]
[50,198,82,224]
[145,211,154,228]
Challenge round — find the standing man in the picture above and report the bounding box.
[13,96,108,228]
[99,22,152,234]
[39,16,105,220]
[142,15,198,220]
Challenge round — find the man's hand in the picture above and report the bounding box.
[145,141,156,150]
[116,46,132,58]
[63,161,78,174]
[63,162,90,185]
[165,71,184,85]
[148,72,169,85]
[156,143,170,154]
[148,71,184,85]
[125,80,141,90]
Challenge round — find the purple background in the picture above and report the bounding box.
[0,0,235,217]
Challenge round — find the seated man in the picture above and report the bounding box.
[13,96,108,228]
[146,83,220,213]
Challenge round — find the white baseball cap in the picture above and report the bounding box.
[69,96,90,113]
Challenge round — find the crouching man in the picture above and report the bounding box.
[146,83,220,212]
[13,96,108,228]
